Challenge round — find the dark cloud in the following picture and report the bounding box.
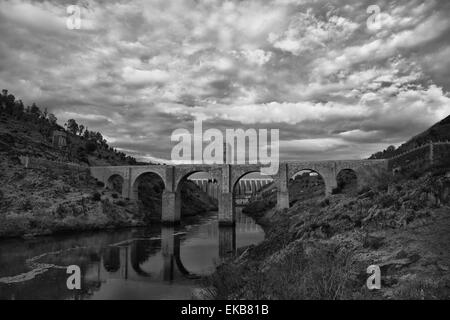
[0,0,449,163]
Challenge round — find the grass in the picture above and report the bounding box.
[206,243,359,300]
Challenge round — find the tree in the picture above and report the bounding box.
[30,103,41,116]
[65,119,79,135]
[14,100,24,118]
[42,108,48,119]
[83,128,90,139]
[5,94,15,114]
[78,124,85,136]
[48,113,57,125]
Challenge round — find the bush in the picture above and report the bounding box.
[115,200,126,207]
[92,192,101,201]
[85,141,97,154]
[96,181,105,187]
[378,194,396,208]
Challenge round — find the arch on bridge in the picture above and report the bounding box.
[172,170,219,222]
[336,168,358,194]
[106,174,124,194]
[232,171,274,208]
[289,169,326,204]
[132,172,166,220]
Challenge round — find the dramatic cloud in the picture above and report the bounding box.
[0,0,449,162]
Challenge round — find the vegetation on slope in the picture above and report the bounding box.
[0,89,216,238]
[206,164,450,299]
[370,114,450,160]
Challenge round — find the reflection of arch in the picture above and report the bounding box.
[102,247,120,273]
[107,174,124,194]
[161,227,199,281]
[336,168,358,193]
[129,241,155,277]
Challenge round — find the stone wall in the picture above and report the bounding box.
[19,155,90,177]
[388,142,450,172]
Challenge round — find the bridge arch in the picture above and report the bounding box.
[172,169,219,221]
[336,168,358,193]
[289,169,326,203]
[131,171,166,220]
[232,170,274,208]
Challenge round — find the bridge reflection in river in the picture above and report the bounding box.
[95,209,262,285]
[0,210,263,300]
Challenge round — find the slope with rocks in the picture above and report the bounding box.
[207,164,450,299]
[0,91,216,238]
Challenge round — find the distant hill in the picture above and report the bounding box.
[370,114,450,159]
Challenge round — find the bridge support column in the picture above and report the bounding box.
[219,226,236,260]
[121,178,131,199]
[219,193,234,225]
[277,163,289,209]
[218,165,235,226]
[162,191,181,224]
[324,175,337,196]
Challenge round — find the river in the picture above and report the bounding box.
[0,209,264,300]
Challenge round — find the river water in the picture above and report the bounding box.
[0,209,264,300]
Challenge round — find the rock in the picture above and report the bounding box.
[363,234,385,249]
[191,288,215,300]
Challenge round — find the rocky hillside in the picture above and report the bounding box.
[207,163,450,299]
[370,114,450,159]
[0,90,216,238]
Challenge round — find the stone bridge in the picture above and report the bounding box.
[90,160,387,225]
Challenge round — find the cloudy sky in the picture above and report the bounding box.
[1,0,449,162]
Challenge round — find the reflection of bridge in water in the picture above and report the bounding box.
[97,225,239,283]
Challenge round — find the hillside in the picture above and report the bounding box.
[205,116,450,300]
[0,90,216,238]
[370,114,450,159]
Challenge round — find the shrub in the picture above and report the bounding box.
[20,198,33,210]
[92,192,101,201]
[115,200,126,207]
[378,194,396,208]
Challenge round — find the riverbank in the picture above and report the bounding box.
[205,167,450,299]
[0,153,216,239]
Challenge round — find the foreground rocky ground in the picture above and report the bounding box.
[206,166,450,299]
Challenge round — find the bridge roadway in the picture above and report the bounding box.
[90,160,387,225]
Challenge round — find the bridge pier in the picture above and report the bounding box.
[324,175,338,196]
[277,163,290,209]
[162,191,181,224]
[218,193,234,226]
[218,165,235,226]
